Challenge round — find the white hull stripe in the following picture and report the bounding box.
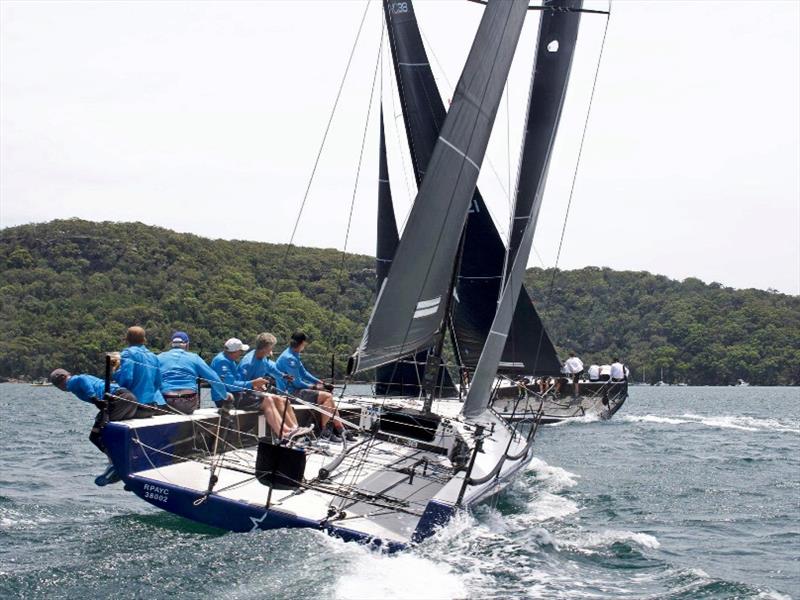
[439,136,480,171]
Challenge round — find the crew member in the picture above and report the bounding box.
[563,352,584,397]
[599,364,611,382]
[158,331,228,414]
[276,331,354,442]
[114,326,165,412]
[239,333,313,439]
[50,368,145,486]
[587,364,600,382]
[610,358,627,382]
[210,338,295,439]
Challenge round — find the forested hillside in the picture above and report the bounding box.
[1,219,797,385]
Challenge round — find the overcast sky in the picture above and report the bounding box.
[2,0,798,294]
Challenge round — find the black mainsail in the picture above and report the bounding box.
[350,0,529,374]
[375,109,454,395]
[383,0,560,377]
[463,0,582,417]
[376,109,399,287]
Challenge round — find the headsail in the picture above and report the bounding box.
[463,0,582,418]
[383,0,560,377]
[349,0,529,374]
[375,108,455,395]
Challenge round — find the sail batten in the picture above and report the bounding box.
[463,0,583,418]
[350,0,529,375]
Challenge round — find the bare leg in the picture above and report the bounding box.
[316,391,331,430]
[260,397,291,438]
[317,391,343,430]
[272,395,298,429]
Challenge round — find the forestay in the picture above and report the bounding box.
[349,0,529,374]
[463,0,583,417]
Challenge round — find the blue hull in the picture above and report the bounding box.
[102,417,456,551]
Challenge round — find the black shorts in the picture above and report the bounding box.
[107,388,141,421]
[295,389,321,404]
[92,388,151,428]
[233,393,264,411]
[164,391,199,415]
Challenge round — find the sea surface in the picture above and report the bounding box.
[0,384,798,599]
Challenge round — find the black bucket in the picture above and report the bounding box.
[255,438,306,489]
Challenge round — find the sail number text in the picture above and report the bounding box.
[143,483,169,504]
[388,2,409,15]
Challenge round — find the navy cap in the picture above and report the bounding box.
[171,331,190,345]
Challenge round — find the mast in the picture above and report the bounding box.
[463,0,582,418]
[349,0,529,375]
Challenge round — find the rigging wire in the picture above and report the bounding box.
[283,0,372,260]
[326,21,385,429]
[327,24,385,373]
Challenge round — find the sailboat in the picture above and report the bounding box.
[101,0,597,548]
[364,0,625,424]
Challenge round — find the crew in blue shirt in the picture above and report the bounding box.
[239,332,302,432]
[276,335,323,394]
[240,333,295,394]
[63,373,120,405]
[158,331,227,413]
[50,367,145,487]
[209,337,266,405]
[276,332,354,441]
[210,337,301,439]
[114,326,165,407]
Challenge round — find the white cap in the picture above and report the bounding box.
[224,338,250,352]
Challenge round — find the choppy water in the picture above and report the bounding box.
[1,384,798,599]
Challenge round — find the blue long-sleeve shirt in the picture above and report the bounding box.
[275,347,321,393]
[66,374,119,404]
[238,350,290,393]
[114,345,165,405]
[210,352,253,402]
[158,348,227,403]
